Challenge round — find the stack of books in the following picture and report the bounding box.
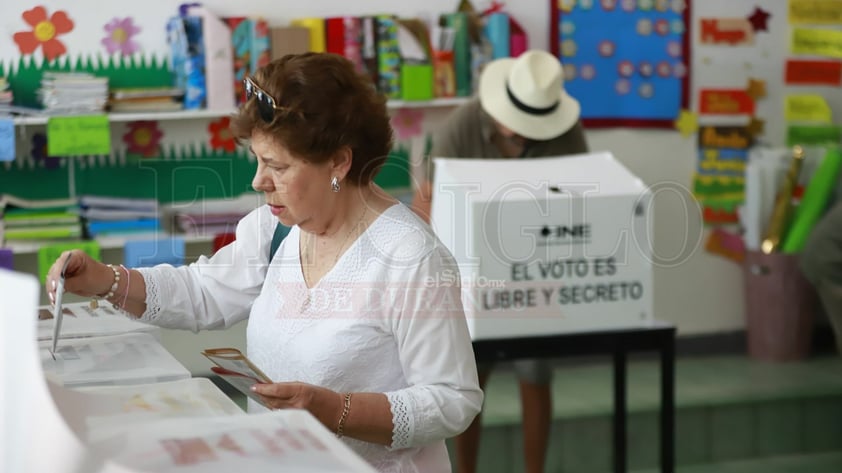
[37,72,109,114]
[0,194,82,245]
[109,87,185,113]
[79,195,161,239]
[166,195,261,237]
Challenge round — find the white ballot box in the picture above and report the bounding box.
[41,332,191,387]
[37,301,161,341]
[431,152,654,340]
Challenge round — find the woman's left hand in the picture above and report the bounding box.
[252,382,344,430]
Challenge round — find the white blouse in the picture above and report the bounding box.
[136,204,483,472]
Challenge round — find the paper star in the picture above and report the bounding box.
[747,117,765,136]
[747,7,771,32]
[745,78,767,100]
[674,109,698,137]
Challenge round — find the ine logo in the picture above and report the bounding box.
[535,224,592,245]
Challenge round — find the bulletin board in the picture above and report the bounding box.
[550,0,692,128]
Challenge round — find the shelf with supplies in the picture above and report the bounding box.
[5,233,215,256]
[8,97,470,126]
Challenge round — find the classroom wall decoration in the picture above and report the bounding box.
[684,0,842,260]
[13,6,75,62]
[550,0,691,127]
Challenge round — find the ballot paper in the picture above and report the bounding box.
[87,409,378,472]
[71,378,243,440]
[40,332,190,387]
[202,347,272,407]
[37,301,160,341]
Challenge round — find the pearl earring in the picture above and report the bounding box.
[331,176,340,193]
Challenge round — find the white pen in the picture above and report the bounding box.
[50,254,71,360]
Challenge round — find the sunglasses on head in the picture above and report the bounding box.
[243,76,285,123]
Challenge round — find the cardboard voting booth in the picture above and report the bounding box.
[431,152,654,340]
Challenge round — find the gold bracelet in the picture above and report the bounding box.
[336,393,352,438]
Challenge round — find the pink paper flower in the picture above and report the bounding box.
[123,121,162,157]
[390,108,424,141]
[102,17,140,56]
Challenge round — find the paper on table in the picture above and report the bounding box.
[36,301,160,341]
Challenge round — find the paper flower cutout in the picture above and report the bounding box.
[102,17,141,56]
[390,108,424,141]
[674,109,698,137]
[745,78,767,100]
[123,121,163,157]
[13,6,74,61]
[208,117,237,152]
[31,133,61,169]
[747,7,771,32]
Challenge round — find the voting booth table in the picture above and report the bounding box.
[0,270,377,473]
[432,152,676,473]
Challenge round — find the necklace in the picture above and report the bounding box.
[302,206,368,289]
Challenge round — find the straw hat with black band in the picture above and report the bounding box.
[479,50,581,141]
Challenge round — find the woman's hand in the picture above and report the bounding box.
[45,250,113,304]
[252,382,344,431]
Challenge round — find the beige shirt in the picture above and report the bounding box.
[424,98,589,178]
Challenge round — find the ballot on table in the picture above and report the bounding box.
[40,332,191,387]
[2,269,379,473]
[73,378,244,440]
[37,300,161,341]
[431,152,654,340]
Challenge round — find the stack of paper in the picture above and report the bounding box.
[79,195,161,238]
[40,332,191,387]
[165,194,261,236]
[37,301,161,342]
[0,194,81,244]
[109,87,185,113]
[87,410,378,472]
[4,268,377,472]
[73,378,243,437]
[37,72,109,114]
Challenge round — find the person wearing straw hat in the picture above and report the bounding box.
[412,49,589,473]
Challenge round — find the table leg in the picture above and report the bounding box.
[660,335,675,473]
[613,347,627,473]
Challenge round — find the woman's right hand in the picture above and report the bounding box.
[45,250,113,305]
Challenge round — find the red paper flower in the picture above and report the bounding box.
[13,6,74,61]
[123,121,163,157]
[209,117,237,152]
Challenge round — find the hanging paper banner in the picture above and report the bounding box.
[785,59,842,85]
[784,95,833,123]
[791,28,842,58]
[698,89,755,115]
[789,0,842,25]
[47,115,111,156]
